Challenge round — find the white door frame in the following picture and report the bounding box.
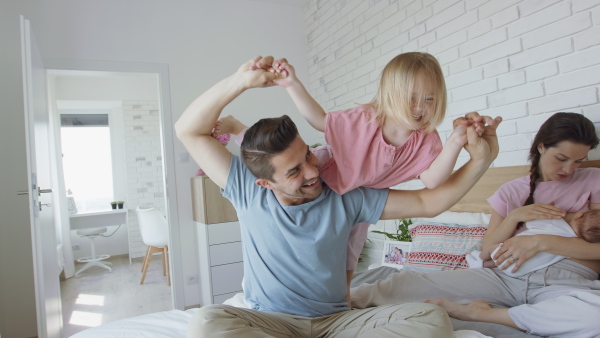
[43,58,184,310]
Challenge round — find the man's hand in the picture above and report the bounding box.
[235,56,283,89]
[463,116,502,164]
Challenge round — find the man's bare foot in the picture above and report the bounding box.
[213,115,246,137]
[426,298,491,321]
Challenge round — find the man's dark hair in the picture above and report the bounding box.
[241,115,299,181]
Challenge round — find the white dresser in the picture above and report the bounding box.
[192,176,244,305]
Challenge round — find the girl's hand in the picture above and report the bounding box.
[507,203,566,224]
[492,235,543,273]
[270,58,298,88]
[447,125,467,147]
[249,55,292,84]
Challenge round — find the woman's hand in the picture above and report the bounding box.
[507,203,565,224]
[492,235,544,273]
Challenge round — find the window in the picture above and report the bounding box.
[60,114,114,212]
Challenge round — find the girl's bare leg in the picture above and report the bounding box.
[426,298,523,331]
[213,115,247,136]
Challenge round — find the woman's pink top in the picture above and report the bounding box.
[322,106,443,194]
[488,167,600,217]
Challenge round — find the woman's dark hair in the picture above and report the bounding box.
[241,115,299,181]
[525,112,599,206]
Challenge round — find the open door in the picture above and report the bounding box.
[20,15,62,337]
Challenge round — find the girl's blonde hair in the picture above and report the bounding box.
[366,52,446,133]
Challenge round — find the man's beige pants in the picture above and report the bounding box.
[187,302,452,337]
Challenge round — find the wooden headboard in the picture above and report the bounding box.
[449,159,600,214]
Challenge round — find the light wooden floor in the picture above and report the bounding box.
[61,254,172,337]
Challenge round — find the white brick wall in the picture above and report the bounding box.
[122,100,167,259]
[304,0,600,271]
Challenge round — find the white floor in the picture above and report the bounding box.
[61,254,172,337]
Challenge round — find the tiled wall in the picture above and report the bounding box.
[303,0,600,270]
[122,100,166,259]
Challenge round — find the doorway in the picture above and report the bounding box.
[44,64,183,335]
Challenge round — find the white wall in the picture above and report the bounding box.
[122,99,167,259]
[303,0,600,269]
[0,1,307,336]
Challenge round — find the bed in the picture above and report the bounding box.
[71,160,600,338]
[69,306,491,338]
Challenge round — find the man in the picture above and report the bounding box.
[175,56,500,337]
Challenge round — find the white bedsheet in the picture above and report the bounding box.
[70,295,491,337]
[69,308,199,338]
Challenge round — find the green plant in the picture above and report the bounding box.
[110,201,117,205]
[309,142,323,148]
[117,201,124,204]
[371,218,412,242]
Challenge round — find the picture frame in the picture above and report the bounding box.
[382,240,412,268]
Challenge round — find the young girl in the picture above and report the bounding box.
[272,52,466,194]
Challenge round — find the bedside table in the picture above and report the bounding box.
[191,175,243,305]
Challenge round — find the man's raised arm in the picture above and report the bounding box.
[380,118,501,220]
[174,56,280,188]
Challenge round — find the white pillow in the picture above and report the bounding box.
[412,211,491,226]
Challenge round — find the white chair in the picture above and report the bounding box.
[136,207,170,285]
[75,227,113,277]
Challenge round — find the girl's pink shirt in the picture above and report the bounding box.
[322,106,443,194]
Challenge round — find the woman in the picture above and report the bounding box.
[351,112,600,337]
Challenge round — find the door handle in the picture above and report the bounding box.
[38,187,53,196]
[17,190,29,195]
[38,201,51,211]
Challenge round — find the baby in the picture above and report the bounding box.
[467,209,600,277]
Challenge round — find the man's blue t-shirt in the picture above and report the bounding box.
[222,156,389,317]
